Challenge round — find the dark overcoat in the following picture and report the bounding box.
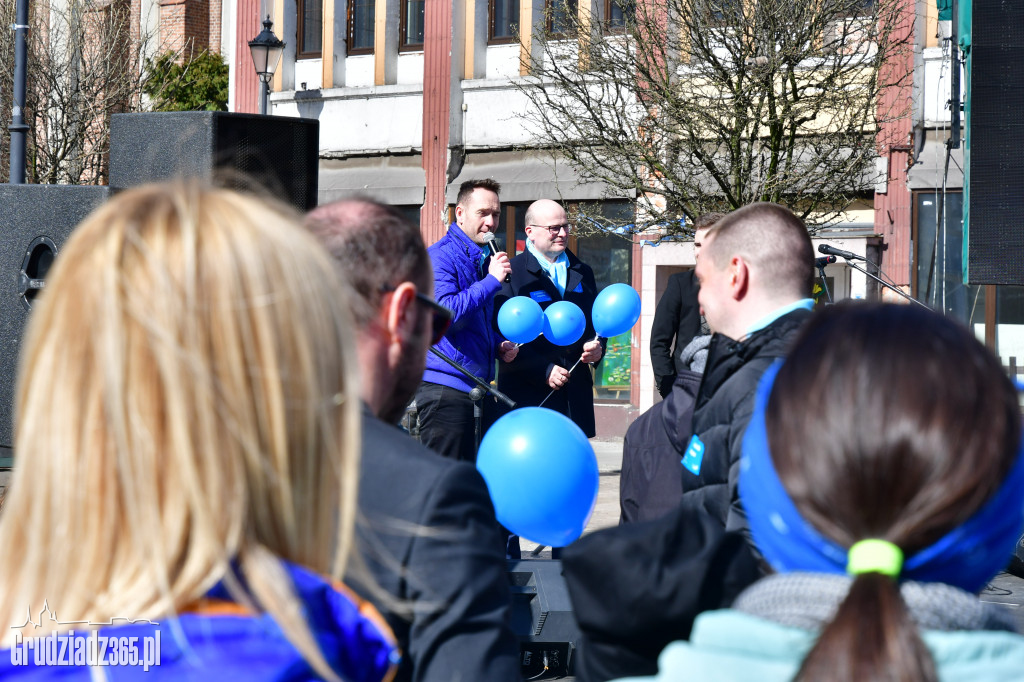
[354,407,521,682]
[495,249,601,437]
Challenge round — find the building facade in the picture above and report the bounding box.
[212,0,942,431]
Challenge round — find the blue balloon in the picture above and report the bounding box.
[592,283,641,338]
[498,296,544,344]
[477,407,599,547]
[542,301,586,346]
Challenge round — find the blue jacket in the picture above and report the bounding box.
[423,224,503,392]
[0,562,400,681]
[612,609,1024,682]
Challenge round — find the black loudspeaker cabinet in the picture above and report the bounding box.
[0,185,111,457]
[109,112,319,212]
[965,1,1024,284]
[507,559,580,678]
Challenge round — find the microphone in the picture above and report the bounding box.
[483,233,511,283]
[815,255,836,268]
[818,244,863,261]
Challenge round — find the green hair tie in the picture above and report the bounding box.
[846,539,903,578]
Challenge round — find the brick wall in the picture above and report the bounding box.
[207,0,219,53]
[158,0,220,58]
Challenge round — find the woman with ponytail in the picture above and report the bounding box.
[615,302,1024,681]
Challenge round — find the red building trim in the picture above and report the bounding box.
[420,1,452,245]
[233,0,260,114]
[874,0,915,289]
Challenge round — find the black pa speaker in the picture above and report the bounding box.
[109,112,319,212]
[964,1,1024,284]
[0,184,111,457]
[507,559,580,678]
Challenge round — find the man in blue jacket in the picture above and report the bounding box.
[415,178,519,462]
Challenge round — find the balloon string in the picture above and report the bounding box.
[537,335,603,408]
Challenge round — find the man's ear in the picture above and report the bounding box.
[385,281,419,342]
[454,203,465,225]
[730,256,750,301]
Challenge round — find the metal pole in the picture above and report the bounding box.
[948,0,961,149]
[9,0,30,184]
[259,79,268,116]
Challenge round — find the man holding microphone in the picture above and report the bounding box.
[414,179,518,463]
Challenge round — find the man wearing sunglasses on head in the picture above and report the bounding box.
[306,199,521,682]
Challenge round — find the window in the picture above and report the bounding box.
[710,0,742,24]
[347,0,375,54]
[605,0,634,31]
[401,0,425,50]
[297,0,322,58]
[913,191,979,323]
[547,0,577,36]
[572,201,634,401]
[839,0,874,17]
[489,0,520,43]
[913,190,1024,377]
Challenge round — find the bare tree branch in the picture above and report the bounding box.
[515,0,912,237]
[0,0,178,184]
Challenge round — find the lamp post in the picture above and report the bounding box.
[8,0,29,183]
[248,16,284,115]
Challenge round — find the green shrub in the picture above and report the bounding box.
[144,50,228,112]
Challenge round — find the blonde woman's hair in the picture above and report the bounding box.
[0,182,361,678]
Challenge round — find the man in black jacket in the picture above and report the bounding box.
[306,200,521,682]
[648,213,724,398]
[563,202,815,681]
[495,199,604,437]
[685,202,815,534]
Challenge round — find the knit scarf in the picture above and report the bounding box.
[734,572,1019,633]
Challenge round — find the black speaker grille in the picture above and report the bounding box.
[0,185,110,450]
[110,112,320,212]
[966,2,1024,284]
[213,114,318,210]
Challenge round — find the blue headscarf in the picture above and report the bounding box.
[739,361,1024,593]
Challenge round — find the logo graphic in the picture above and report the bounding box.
[11,602,161,670]
[14,601,159,630]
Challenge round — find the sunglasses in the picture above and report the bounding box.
[528,223,571,236]
[381,284,453,345]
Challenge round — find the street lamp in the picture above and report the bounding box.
[248,16,285,115]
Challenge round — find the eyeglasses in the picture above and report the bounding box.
[381,284,453,345]
[528,223,571,236]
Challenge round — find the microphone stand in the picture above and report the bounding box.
[816,263,834,304]
[428,347,516,451]
[841,258,931,309]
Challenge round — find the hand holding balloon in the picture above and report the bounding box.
[476,407,599,547]
[498,296,544,345]
[547,364,570,390]
[580,339,603,364]
[592,283,641,339]
[499,340,519,363]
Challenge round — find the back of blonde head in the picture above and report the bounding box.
[0,183,360,652]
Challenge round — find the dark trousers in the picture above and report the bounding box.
[414,382,478,463]
[415,382,523,559]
